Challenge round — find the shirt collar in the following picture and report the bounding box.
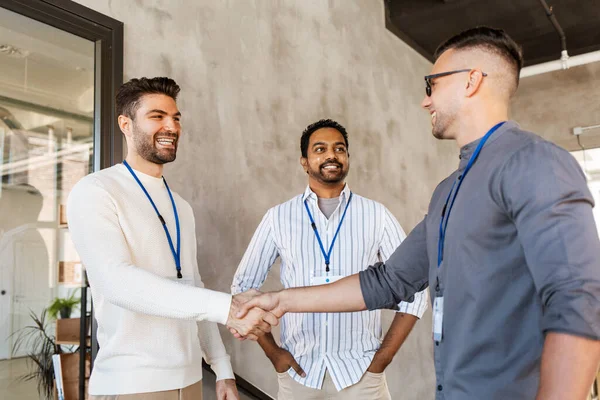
[302,184,351,203]
[458,120,518,170]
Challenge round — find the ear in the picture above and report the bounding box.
[300,156,308,173]
[465,69,485,97]
[118,115,132,138]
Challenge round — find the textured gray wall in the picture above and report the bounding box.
[74,0,458,398]
[512,62,600,150]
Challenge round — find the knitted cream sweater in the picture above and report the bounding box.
[67,164,233,395]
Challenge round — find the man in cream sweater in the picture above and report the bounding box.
[68,77,275,399]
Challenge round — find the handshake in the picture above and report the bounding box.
[225,289,285,340]
[224,275,362,339]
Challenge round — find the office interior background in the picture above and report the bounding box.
[0,0,599,399]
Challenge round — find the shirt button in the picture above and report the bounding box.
[438,385,443,391]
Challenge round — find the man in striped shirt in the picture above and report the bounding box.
[232,119,427,399]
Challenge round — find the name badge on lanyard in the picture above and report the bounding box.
[433,296,444,341]
[434,122,505,342]
[123,160,183,279]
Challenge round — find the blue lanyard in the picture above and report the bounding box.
[304,192,353,273]
[123,160,182,278]
[437,122,505,268]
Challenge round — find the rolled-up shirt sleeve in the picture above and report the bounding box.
[499,141,600,339]
[359,216,430,311]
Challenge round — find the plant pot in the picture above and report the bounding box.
[59,307,72,319]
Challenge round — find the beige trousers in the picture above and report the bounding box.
[277,370,391,400]
[89,379,202,400]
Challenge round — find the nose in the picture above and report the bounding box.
[325,147,338,160]
[421,95,431,109]
[164,117,177,133]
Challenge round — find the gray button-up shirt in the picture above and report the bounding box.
[359,121,600,399]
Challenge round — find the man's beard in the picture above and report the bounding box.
[432,117,446,139]
[432,110,450,139]
[132,124,178,165]
[307,160,348,184]
[431,102,459,140]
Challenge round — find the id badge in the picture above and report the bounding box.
[312,275,344,286]
[170,276,195,286]
[433,296,444,342]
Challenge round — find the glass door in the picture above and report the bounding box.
[0,5,95,360]
[0,2,121,398]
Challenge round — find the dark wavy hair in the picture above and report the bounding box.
[116,77,180,119]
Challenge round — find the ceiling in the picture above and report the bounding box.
[0,6,94,144]
[384,0,600,67]
[0,6,95,117]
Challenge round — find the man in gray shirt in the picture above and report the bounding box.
[235,27,600,399]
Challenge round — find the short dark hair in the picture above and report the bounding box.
[116,77,181,119]
[300,119,349,158]
[435,27,524,88]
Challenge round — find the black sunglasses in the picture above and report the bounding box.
[424,69,488,97]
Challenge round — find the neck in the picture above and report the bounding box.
[454,103,509,148]
[125,153,163,178]
[308,179,345,199]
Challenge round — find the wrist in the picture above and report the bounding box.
[278,289,290,314]
[266,345,285,361]
[229,294,241,311]
[370,352,392,370]
[227,296,240,321]
[217,293,235,326]
[259,339,280,355]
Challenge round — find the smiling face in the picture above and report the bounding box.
[421,49,467,141]
[301,127,349,186]
[129,93,182,164]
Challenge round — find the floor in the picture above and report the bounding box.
[0,357,39,399]
[0,358,259,400]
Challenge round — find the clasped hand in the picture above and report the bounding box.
[226,289,284,341]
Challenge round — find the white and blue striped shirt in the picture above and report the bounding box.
[232,185,428,390]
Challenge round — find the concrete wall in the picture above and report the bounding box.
[512,61,600,150]
[74,0,457,398]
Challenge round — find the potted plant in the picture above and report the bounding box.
[11,308,57,400]
[48,290,80,319]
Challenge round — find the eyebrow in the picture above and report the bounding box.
[146,109,182,117]
[312,141,346,147]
